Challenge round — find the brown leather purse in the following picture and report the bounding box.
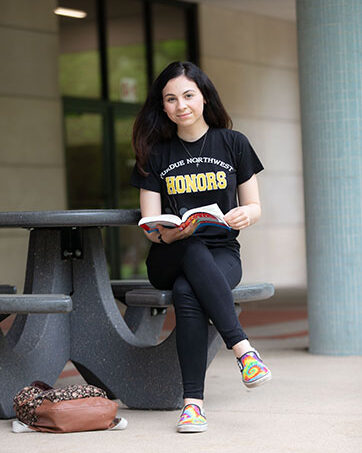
[13,381,125,433]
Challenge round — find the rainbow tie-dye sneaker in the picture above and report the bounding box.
[237,350,272,388]
[176,404,208,433]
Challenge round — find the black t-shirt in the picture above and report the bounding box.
[131,128,264,250]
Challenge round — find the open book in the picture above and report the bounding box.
[138,203,231,233]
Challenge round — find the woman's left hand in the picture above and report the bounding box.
[224,206,251,230]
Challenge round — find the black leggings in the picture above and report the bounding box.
[146,236,248,400]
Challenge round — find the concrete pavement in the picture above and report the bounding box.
[1,295,361,453]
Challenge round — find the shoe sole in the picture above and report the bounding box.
[177,423,208,433]
[111,417,128,430]
[12,421,35,433]
[244,371,272,388]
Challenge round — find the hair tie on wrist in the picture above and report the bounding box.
[158,234,167,245]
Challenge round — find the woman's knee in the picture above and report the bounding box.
[172,277,194,302]
[172,277,203,314]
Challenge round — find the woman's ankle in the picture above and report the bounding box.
[232,339,255,358]
[183,398,203,409]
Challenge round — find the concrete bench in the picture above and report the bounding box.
[125,282,274,307]
[111,279,153,304]
[111,279,274,344]
[0,285,17,322]
[112,279,274,308]
[0,294,73,314]
[0,284,72,319]
[108,278,274,410]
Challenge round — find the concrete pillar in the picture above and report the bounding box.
[296,0,362,354]
[0,0,67,292]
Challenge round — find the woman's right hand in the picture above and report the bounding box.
[156,220,199,244]
[139,190,199,244]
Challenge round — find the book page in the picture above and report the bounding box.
[181,203,227,225]
[138,214,181,229]
[138,203,230,232]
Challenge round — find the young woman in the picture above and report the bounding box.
[131,61,271,433]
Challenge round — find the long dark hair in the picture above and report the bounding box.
[132,61,232,175]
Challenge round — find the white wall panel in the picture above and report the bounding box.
[199,3,306,288]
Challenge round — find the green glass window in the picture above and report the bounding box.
[114,115,138,209]
[106,0,147,103]
[153,3,188,77]
[64,112,104,209]
[58,0,198,278]
[58,0,101,98]
[114,111,149,278]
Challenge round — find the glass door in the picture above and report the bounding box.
[64,111,106,209]
[63,100,148,279]
[58,0,199,279]
[113,107,148,279]
[63,102,121,277]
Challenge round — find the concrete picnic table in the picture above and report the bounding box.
[0,210,274,419]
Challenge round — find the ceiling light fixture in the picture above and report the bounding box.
[54,7,87,19]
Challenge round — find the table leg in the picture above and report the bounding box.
[0,226,232,416]
[70,228,227,409]
[69,228,182,408]
[123,306,167,345]
[0,229,71,419]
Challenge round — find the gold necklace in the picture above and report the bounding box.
[178,130,208,167]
